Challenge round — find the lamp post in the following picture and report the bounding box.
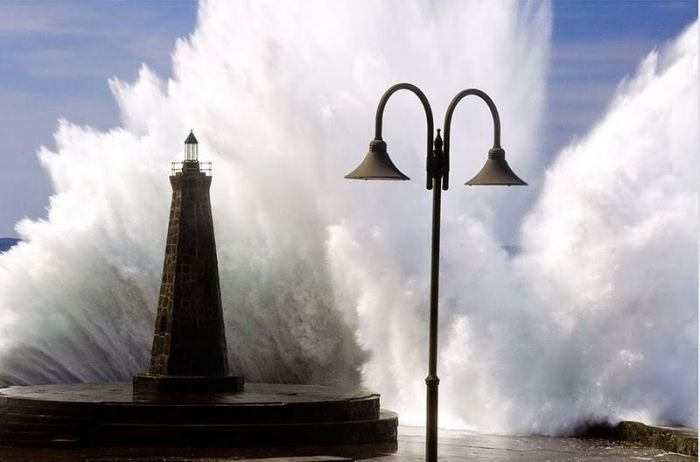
[345,83,526,462]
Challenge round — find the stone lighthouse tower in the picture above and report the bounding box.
[134,131,243,393]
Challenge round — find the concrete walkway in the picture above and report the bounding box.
[0,426,696,461]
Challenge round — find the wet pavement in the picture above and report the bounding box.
[0,426,694,462]
[378,426,694,461]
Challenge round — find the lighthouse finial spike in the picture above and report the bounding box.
[184,130,199,145]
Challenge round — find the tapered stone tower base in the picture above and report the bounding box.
[0,382,397,447]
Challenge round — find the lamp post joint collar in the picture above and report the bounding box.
[488,147,505,159]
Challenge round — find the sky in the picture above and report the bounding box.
[0,0,697,238]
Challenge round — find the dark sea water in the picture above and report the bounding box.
[0,238,20,253]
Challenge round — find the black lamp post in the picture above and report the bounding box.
[346,82,526,462]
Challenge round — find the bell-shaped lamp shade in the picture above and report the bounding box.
[466,147,527,186]
[345,139,409,180]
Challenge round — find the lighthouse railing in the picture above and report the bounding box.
[171,161,212,175]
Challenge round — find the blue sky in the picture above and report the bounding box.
[0,0,696,237]
[548,0,697,150]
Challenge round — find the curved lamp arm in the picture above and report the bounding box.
[375,83,435,190]
[442,89,501,190]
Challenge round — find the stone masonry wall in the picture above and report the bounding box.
[148,168,229,376]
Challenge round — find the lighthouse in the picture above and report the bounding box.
[0,131,397,448]
[133,131,244,393]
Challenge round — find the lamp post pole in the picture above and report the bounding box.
[346,83,526,462]
[426,129,442,462]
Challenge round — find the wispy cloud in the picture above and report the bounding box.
[0,1,196,236]
[0,4,93,35]
[545,34,669,154]
[551,36,658,77]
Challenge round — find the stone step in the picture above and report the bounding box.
[0,382,397,448]
[0,410,398,448]
[1,398,380,424]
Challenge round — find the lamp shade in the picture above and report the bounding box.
[345,139,409,180]
[465,147,527,186]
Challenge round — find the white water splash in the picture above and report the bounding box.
[0,0,696,435]
[514,24,698,432]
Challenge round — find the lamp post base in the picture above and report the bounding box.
[425,375,440,462]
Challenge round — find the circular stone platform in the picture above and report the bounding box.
[0,382,397,447]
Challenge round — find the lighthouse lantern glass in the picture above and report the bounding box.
[185,143,198,162]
